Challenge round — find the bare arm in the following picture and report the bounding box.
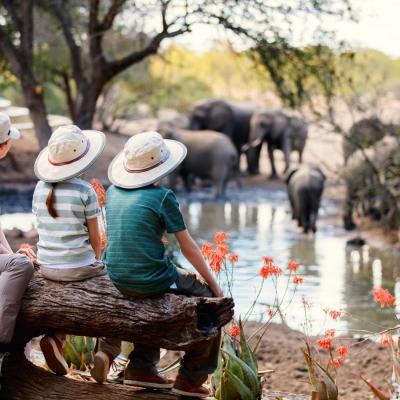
[175,230,224,297]
[87,217,102,260]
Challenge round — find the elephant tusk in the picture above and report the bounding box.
[241,137,263,153]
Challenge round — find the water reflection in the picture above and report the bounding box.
[178,199,400,335]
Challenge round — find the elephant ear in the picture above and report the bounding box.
[313,166,327,181]
[285,167,298,184]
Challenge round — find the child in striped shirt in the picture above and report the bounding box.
[32,125,105,375]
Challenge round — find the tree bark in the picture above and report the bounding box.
[1,352,179,400]
[20,77,52,149]
[16,274,234,349]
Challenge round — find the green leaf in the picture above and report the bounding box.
[225,369,255,400]
[86,337,97,353]
[72,336,86,353]
[239,319,258,374]
[221,349,260,396]
[220,371,239,400]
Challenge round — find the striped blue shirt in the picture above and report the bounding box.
[32,178,100,267]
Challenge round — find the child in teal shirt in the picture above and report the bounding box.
[93,131,223,398]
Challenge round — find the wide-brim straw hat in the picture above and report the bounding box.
[34,125,105,182]
[0,112,21,144]
[108,131,187,189]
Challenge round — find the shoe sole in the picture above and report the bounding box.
[171,387,209,398]
[123,379,173,389]
[40,337,68,375]
[91,352,110,383]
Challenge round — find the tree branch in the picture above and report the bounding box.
[49,0,87,91]
[20,0,34,59]
[105,27,188,79]
[1,0,23,32]
[0,25,23,78]
[98,0,127,32]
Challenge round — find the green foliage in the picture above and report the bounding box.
[213,334,261,400]
[63,335,97,371]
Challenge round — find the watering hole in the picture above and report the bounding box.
[1,186,399,337]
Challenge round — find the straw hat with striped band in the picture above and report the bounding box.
[108,131,187,189]
[34,124,105,182]
[0,113,21,144]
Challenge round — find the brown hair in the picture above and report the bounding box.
[46,183,58,218]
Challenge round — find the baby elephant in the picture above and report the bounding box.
[158,121,238,198]
[286,166,326,233]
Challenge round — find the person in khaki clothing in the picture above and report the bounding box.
[0,113,35,354]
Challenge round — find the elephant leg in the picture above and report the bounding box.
[288,190,296,220]
[268,145,278,179]
[343,185,357,230]
[181,171,192,193]
[282,134,292,173]
[298,150,303,164]
[247,143,262,175]
[211,161,227,200]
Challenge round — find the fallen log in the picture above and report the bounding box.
[1,273,234,399]
[17,274,234,349]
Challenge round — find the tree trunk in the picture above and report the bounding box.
[17,274,234,349]
[75,80,104,129]
[0,274,233,399]
[20,77,52,149]
[1,352,179,400]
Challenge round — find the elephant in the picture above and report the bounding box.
[157,120,239,198]
[247,109,308,179]
[187,99,257,173]
[343,117,398,164]
[343,135,399,230]
[286,165,326,233]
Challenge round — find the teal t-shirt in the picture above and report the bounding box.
[104,185,186,294]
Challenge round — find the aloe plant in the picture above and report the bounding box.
[302,343,338,400]
[212,328,262,400]
[63,336,96,371]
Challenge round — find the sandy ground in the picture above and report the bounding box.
[159,321,392,400]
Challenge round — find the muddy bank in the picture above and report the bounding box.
[161,321,391,400]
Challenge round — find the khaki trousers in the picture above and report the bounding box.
[0,254,34,343]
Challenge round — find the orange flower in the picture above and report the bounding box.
[263,256,274,265]
[210,252,224,273]
[259,264,282,279]
[230,325,240,337]
[373,288,395,308]
[329,310,343,320]
[380,332,393,347]
[228,253,239,263]
[288,260,299,273]
[325,329,336,338]
[329,358,341,368]
[217,244,229,257]
[201,242,213,259]
[267,308,274,318]
[336,345,348,357]
[292,275,303,284]
[214,231,228,245]
[91,179,106,207]
[317,337,333,350]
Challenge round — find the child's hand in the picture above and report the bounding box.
[210,284,224,298]
[17,244,37,263]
